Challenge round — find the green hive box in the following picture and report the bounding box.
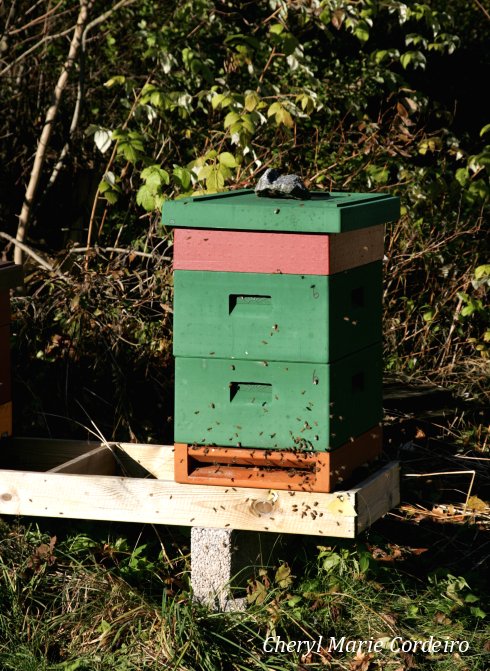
[174,343,382,451]
[166,188,399,453]
[173,263,382,363]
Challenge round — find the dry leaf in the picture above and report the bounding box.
[466,495,488,512]
[350,652,374,671]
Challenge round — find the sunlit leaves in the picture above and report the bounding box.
[372,49,400,65]
[104,75,126,88]
[267,102,294,128]
[211,93,234,110]
[172,166,192,192]
[400,50,427,70]
[224,111,240,129]
[112,129,145,163]
[218,152,237,168]
[275,563,293,589]
[418,138,442,155]
[365,164,389,184]
[86,125,113,154]
[136,165,170,212]
[189,149,239,193]
[455,167,469,187]
[99,171,121,204]
[244,91,260,112]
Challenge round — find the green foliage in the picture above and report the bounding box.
[2,0,489,435]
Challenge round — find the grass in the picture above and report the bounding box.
[0,494,488,671]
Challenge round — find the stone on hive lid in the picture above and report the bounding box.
[255,168,311,200]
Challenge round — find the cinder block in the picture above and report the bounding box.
[191,526,291,610]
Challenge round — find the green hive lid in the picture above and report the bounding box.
[162,188,400,233]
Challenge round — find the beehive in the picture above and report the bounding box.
[164,189,399,491]
[0,261,23,437]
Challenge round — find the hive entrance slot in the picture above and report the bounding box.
[229,294,272,315]
[176,444,321,491]
[230,382,272,404]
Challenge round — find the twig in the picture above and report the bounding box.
[473,0,490,22]
[0,25,76,77]
[404,470,476,514]
[258,47,278,84]
[68,245,171,260]
[7,2,64,36]
[0,231,58,273]
[455,454,490,461]
[84,72,154,270]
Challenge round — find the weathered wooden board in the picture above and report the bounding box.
[173,226,384,275]
[0,291,10,327]
[0,438,399,538]
[0,262,23,291]
[48,445,116,475]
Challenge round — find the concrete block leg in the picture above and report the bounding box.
[190,527,290,611]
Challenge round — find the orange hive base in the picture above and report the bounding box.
[174,426,382,493]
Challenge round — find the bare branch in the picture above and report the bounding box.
[7,1,64,36]
[473,0,490,22]
[0,25,76,77]
[14,0,90,266]
[0,231,57,273]
[68,246,171,260]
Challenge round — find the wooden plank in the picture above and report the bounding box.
[0,263,23,291]
[329,225,384,275]
[163,189,400,234]
[0,439,398,537]
[115,443,173,479]
[0,291,10,327]
[0,437,106,471]
[173,226,384,276]
[173,264,382,364]
[175,348,382,450]
[354,462,400,534]
[0,468,357,536]
[0,438,172,476]
[48,446,116,475]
